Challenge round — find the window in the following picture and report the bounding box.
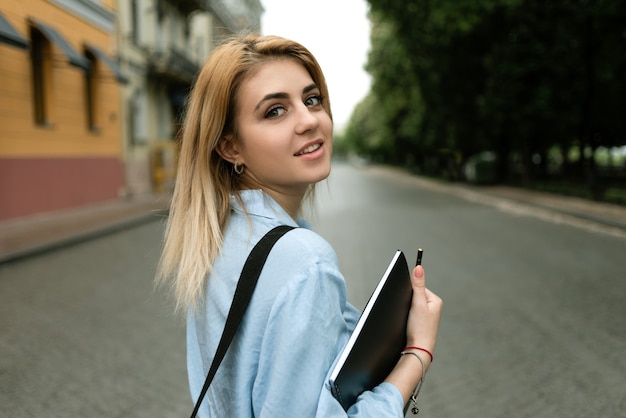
[30,27,52,126]
[29,20,91,127]
[84,50,100,131]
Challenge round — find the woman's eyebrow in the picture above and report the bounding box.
[303,83,319,94]
[254,84,320,112]
[255,92,288,112]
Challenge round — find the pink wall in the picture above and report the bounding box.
[0,157,124,221]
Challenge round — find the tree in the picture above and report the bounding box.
[361,0,626,194]
[343,13,424,166]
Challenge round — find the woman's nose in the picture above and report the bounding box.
[294,104,320,134]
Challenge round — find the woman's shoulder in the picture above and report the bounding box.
[258,226,348,312]
[255,225,343,290]
[273,226,337,263]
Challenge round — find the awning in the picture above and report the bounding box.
[0,12,28,49]
[85,44,129,84]
[30,19,89,70]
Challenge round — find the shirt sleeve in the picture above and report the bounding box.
[250,232,405,417]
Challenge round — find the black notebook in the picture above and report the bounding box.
[329,250,412,410]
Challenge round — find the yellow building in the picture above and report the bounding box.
[0,1,126,221]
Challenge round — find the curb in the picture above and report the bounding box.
[0,209,168,265]
[371,165,626,239]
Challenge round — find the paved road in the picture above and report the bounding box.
[314,163,626,418]
[0,222,189,417]
[1,162,625,417]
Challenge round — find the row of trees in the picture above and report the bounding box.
[338,0,626,198]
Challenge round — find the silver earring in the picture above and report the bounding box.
[233,161,244,174]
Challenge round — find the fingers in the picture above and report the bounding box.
[410,265,426,302]
[409,264,442,317]
[412,265,441,305]
[406,264,443,351]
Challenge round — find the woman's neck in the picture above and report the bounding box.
[263,188,304,221]
[237,175,308,221]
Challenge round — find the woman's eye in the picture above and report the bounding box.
[265,105,286,118]
[305,95,323,107]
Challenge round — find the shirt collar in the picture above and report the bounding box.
[230,189,309,228]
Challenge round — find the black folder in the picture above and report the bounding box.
[329,250,412,410]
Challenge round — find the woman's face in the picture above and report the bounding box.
[233,59,333,198]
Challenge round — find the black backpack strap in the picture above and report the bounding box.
[190,225,296,418]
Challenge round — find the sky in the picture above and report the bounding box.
[260,1,372,131]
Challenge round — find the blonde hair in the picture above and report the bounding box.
[156,33,332,312]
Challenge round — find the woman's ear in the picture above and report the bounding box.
[216,135,241,164]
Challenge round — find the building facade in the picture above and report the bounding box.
[117,0,263,196]
[0,0,126,221]
[0,0,263,221]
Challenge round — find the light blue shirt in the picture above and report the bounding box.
[187,190,404,417]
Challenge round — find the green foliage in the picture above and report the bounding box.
[350,0,626,195]
[342,14,425,166]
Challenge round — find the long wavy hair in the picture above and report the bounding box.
[156,33,333,312]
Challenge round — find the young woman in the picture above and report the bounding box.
[157,33,442,417]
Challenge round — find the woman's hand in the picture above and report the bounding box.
[384,265,442,404]
[405,265,442,356]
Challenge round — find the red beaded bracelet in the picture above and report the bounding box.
[403,346,434,362]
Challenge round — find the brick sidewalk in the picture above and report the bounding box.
[0,194,170,264]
